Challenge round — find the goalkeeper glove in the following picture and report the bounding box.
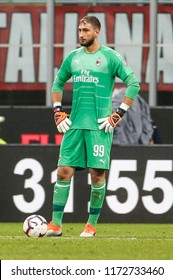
[54,106,72,133]
[98,107,126,133]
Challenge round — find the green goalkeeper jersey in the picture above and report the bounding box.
[52,45,140,130]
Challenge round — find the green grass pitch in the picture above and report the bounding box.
[0,223,173,260]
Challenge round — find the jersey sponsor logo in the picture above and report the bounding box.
[73,69,99,84]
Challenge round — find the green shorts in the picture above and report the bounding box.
[58,129,113,170]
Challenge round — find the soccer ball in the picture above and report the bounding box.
[23,214,48,237]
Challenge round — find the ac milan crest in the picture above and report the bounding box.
[96,58,101,66]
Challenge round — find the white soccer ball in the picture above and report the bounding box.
[23,214,48,237]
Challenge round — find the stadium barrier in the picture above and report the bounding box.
[0,107,173,144]
[0,145,173,223]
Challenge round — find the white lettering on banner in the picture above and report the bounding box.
[13,158,45,213]
[106,159,173,215]
[5,13,35,82]
[12,158,73,214]
[0,13,7,28]
[157,14,173,83]
[114,13,143,82]
[12,158,173,216]
[1,9,173,87]
[64,13,78,58]
[146,14,173,84]
[142,160,173,214]
[106,160,139,214]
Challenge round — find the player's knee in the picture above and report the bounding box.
[89,168,105,185]
[57,166,74,181]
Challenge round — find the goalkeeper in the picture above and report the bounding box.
[45,16,140,237]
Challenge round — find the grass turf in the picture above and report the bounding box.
[0,223,173,260]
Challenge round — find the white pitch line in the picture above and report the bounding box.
[0,236,173,241]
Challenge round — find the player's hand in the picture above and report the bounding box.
[54,106,72,133]
[98,108,126,133]
[98,117,114,133]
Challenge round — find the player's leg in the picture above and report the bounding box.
[45,129,86,237]
[53,166,75,227]
[45,166,75,237]
[80,168,106,237]
[80,130,113,237]
[88,168,106,228]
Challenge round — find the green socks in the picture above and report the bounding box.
[52,179,70,226]
[52,179,106,228]
[88,181,106,227]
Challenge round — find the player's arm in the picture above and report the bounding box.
[98,72,140,133]
[51,55,72,133]
[52,92,63,105]
[51,60,72,133]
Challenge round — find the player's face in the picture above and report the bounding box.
[78,22,99,47]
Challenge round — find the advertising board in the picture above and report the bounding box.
[1,145,173,222]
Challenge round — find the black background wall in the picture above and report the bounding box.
[0,107,173,144]
[0,145,173,223]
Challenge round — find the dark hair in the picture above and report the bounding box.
[79,16,101,30]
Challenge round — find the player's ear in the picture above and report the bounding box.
[95,28,100,37]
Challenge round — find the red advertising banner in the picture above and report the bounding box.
[0,4,173,91]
